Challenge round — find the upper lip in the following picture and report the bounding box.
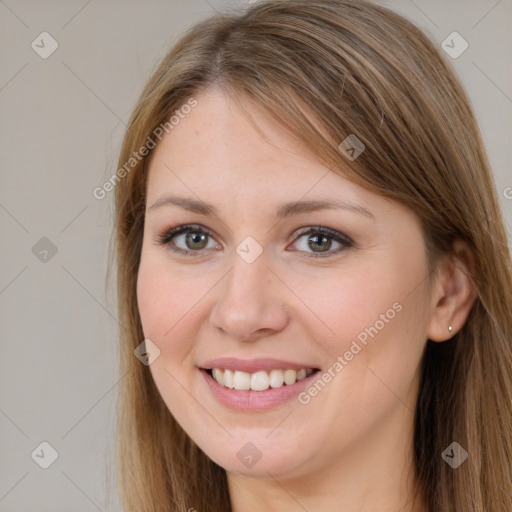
[199,357,320,374]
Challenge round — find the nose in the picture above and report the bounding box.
[209,252,290,343]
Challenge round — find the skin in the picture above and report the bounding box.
[136,87,476,512]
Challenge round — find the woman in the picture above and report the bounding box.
[111,1,512,510]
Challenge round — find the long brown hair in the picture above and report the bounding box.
[109,1,512,510]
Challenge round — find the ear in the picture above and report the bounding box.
[427,239,478,342]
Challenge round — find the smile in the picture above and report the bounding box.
[207,367,316,391]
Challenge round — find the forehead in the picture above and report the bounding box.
[145,89,378,209]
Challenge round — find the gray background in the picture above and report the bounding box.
[1,0,510,510]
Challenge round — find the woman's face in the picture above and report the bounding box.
[137,88,434,479]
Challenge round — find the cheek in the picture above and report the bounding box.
[136,260,197,358]
[137,265,169,340]
[137,261,203,422]
[296,245,429,392]
[292,263,408,358]
[321,243,428,347]
[286,266,428,453]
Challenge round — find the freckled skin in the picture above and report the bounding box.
[137,88,436,511]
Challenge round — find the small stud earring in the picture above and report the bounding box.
[448,325,453,332]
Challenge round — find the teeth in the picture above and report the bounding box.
[233,370,251,390]
[269,369,284,388]
[283,369,297,385]
[212,368,224,386]
[223,369,234,388]
[251,371,269,391]
[209,367,315,391]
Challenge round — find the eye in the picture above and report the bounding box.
[288,226,354,258]
[154,224,219,256]
[154,224,354,258]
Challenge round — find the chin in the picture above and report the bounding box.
[196,434,310,478]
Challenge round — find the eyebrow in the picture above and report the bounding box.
[147,195,376,220]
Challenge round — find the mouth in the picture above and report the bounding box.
[203,367,321,392]
[199,359,323,410]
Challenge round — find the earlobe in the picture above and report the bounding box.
[426,239,477,343]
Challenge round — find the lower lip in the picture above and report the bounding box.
[199,368,320,411]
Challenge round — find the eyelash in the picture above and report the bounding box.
[154,223,354,259]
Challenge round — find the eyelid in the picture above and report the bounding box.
[291,226,353,246]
